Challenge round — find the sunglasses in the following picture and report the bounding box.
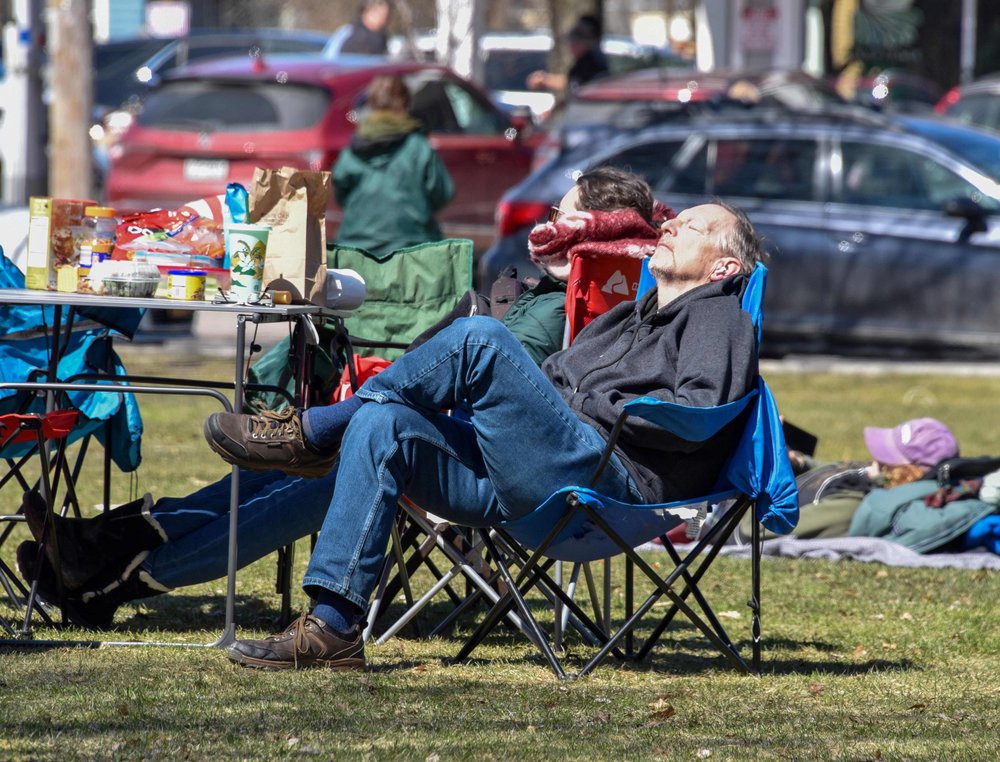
[547,206,563,224]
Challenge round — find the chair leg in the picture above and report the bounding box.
[477,531,568,679]
[635,499,750,661]
[276,542,295,627]
[574,501,753,677]
[750,515,762,673]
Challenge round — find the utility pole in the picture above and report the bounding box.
[47,0,93,199]
[960,0,977,84]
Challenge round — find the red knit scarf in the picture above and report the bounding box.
[527,203,674,279]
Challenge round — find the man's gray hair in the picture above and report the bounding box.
[714,200,767,274]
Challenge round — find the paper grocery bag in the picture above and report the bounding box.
[248,166,331,303]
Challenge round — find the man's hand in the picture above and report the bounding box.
[526,70,550,91]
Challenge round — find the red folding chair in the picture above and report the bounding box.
[0,410,80,638]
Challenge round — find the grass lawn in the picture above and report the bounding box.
[2,350,999,760]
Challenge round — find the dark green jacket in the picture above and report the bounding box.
[333,116,454,257]
[501,275,567,365]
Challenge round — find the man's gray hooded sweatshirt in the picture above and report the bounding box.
[543,274,757,502]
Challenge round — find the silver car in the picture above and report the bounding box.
[482,107,1000,356]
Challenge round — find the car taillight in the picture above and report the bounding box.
[496,200,550,237]
[935,87,961,114]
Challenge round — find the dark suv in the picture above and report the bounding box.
[483,106,1000,356]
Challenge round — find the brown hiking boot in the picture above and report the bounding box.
[226,613,366,671]
[203,408,337,478]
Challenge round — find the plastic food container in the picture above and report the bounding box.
[167,269,207,301]
[89,260,161,298]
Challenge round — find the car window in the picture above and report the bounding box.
[712,139,817,201]
[182,44,254,65]
[946,95,1000,133]
[442,80,507,134]
[261,39,328,54]
[407,76,506,135]
[667,143,709,195]
[484,50,548,92]
[138,81,329,132]
[840,143,932,208]
[596,141,685,189]
[839,142,998,211]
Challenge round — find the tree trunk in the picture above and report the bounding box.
[435,0,487,83]
[48,0,93,200]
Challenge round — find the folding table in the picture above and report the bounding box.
[0,288,325,648]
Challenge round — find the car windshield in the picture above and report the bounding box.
[946,93,1000,131]
[904,118,1000,181]
[484,50,548,92]
[137,80,330,132]
[95,40,173,108]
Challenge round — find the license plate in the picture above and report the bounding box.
[183,158,229,182]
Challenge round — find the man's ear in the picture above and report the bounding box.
[709,258,741,281]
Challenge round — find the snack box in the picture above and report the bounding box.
[25,196,96,290]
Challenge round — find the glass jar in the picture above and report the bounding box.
[79,205,118,268]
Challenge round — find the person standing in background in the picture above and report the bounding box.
[333,0,392,56]
[527,14,609,97]
[332,74,453,256]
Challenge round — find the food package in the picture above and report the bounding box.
[113,201,225,269]
[87,260,161,297]
[25,196,96,290]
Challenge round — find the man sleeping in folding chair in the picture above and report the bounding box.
[197,200,795,674]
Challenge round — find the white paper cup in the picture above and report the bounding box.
[227,223,270,302]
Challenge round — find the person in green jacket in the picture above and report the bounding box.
[333,74,454,256]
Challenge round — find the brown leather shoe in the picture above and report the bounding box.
[226,613,366,670]
[203,408,337,478]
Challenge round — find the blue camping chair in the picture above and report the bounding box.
[0,251,145,633]
[452,262,799,678]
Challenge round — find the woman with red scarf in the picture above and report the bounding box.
[413,167,672,364]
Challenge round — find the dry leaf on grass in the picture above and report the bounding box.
[852,644,867,659]
[648,698,676,719]
[808,683,825,696]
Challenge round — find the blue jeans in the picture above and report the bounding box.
[302,316,643,611]
[141,467,337,589]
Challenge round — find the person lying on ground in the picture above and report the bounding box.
[738,417,960,542]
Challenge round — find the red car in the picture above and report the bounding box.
[105,55,539,252]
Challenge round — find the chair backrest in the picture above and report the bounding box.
[564,253,645,346]
[0,254,144,470]
[327,239,474,361]
[504,262,799,560]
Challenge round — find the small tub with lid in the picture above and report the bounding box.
[167,269,207,301]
